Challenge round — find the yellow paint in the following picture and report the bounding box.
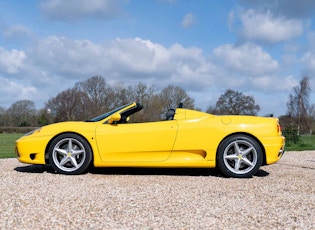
[16,102,285,169]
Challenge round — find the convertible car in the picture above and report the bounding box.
[16,102,285,178]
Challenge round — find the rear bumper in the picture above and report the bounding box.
[278,148,285,157]
[264,135,285,165]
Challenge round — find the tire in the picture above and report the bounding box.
[49,133,92,175]
[217,135,263,178]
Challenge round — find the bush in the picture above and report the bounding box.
[0,127,38,134]
[283,127,300,144]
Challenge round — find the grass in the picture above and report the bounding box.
[284,135,315,151]
[0,133,23,158]
[0,133,314,159]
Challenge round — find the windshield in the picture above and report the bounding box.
[87,102,133,122]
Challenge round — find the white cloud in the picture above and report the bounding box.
[3,25,34,43]
[107,38,166,74]
[233,9,304,44]
[210,42,300,99]
[302,32,315,74]
[181,13,195,28]
[239,0,315,19]
[25,36,215,91]
[307,31,315,49]
[40,0,126,21]
[0,48,26,74]
[301,51,315,73]
[29,36,104,77]
[0,77,37,108]
[250,75,298,91]
[213,43,278,75]
[0,35,298,115]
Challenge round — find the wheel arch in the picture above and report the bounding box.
[216,132,267,165]
[45,132,94,164]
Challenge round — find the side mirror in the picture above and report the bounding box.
[108,113,121,124]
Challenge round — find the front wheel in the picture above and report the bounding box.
[49,134,92,175]
[217,135,263,178]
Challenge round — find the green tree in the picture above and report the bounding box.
[6,100,37,126]
[75,76,113,118]
[157,85,195,119]
[286,76,312,134]
[126,82,157,122]
[0,106,5,126]
[159,85,195,110]
[208,89,260,115]
[46,87,86,122]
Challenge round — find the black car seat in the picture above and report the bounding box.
[166,109,175,120]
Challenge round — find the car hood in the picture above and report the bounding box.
[32,121,99,137]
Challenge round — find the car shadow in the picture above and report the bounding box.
[254,169,270,177]
[14,165,270,178]
[89,167,223,177]
[15,164,55,174]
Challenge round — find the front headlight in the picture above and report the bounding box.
[24,128,41,136]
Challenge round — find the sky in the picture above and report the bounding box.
[0,0,315,116]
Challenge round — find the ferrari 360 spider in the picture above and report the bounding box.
[16,102,285,178]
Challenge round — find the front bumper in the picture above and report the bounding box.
[15,136,49,165]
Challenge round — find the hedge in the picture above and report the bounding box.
[0,127,38,134]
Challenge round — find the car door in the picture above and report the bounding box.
[95,120,178,162]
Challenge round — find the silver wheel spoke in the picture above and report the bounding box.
[59,156,70,166]
[234,142,241,154]
[225,154,238,160]
[241,147,253,157]
[52,137,86,172]
[69,156,78,168]
[234,159,241,171]
[223,139,258,175]
[67,139,73,152]
[72,149,84,157]
[242,157,254,167]
[55,148,67,156]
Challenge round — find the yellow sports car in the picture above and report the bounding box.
[16,102,285,178]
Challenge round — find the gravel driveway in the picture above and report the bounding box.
[0,151,314,230]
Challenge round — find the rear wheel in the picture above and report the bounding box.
[217,135,263,178]
[49,134,92,175]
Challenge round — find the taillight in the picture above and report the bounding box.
[277,123,282,135]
